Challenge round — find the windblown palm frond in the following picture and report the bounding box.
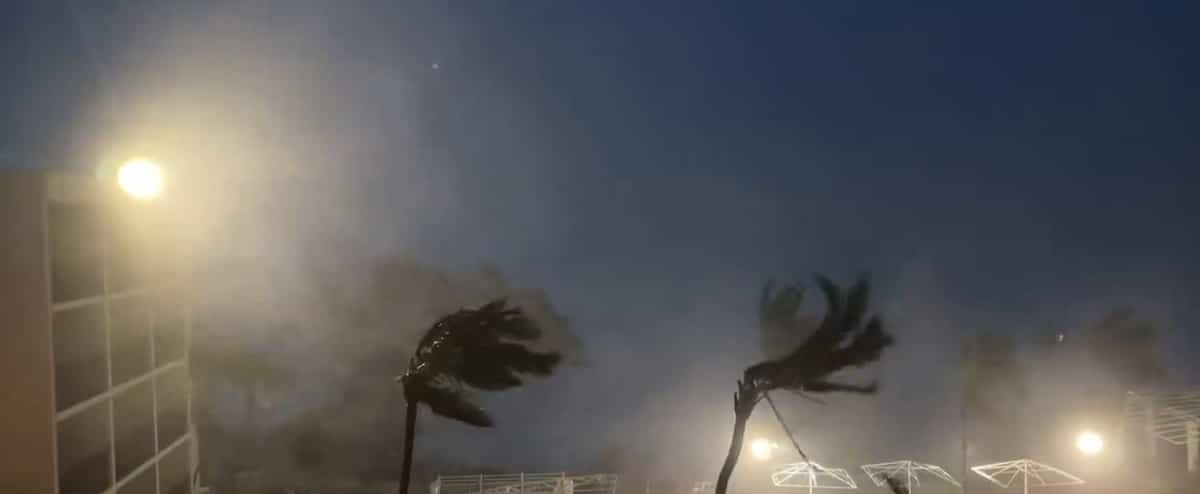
[395,299,563,494]
[399,299,561,426]
[746,275,892,395]
[402,377,493,426]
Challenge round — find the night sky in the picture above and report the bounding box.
[3,0,1199,479]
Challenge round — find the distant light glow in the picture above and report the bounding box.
[118,158,164,200]
[751,438,775,461]
[1076,430,1104,456]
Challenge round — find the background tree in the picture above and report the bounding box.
[396,300,562,494]
[189,335,294,489]
[1033,308,1168,459]
[312,256,580,369]
[963,332,1026,421]
[1081,308,1166,392]
[191,344,293,441]
[188,254,577,488]
[961,331,1027,459]
[288,415,329,488]
[715,275,894,494]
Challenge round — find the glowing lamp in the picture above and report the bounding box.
[1075,430,1104,456]
[750,438,775,461]
[117,158,164,200]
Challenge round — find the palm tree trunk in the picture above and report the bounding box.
[248,384,259,443]
[716,382,756,494]
[398,399,419,494]
[244,383,258,466]
[715,410,749,494]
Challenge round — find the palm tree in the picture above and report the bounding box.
[715,275,894,494]
[962,331,1027,461]
[395,299,562,494]
[1082,308,1166,391]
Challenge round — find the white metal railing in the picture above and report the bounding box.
[1120,390,1200,472]
[432,473,618,494]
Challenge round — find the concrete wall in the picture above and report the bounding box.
[0,171,56,493]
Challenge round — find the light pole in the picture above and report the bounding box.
[960,337,973,494]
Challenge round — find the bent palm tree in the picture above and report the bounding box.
[396,300,562,494]
[715,275,894,494]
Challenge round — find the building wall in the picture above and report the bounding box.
[0,171,56,494]
[1,170,194,494]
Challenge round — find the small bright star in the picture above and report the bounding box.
[432,63,440,70]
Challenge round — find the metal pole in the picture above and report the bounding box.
[1187,420,1198,473]
[1145,396,1158,459]
[961,340,970,494]
[1022,464,1028,494]
[907,463,913,493]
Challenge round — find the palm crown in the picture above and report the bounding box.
[746,275,893,398]
[395,299,562,494]
[398,299,562,426]
[714,275,894,494]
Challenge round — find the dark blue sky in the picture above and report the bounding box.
[4,0,1199,476]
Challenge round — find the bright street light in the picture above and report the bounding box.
[750,438,776,461]
[1075,430,1104,456]
[117,158,165,200]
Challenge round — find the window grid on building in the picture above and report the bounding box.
[46,192,192,494]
